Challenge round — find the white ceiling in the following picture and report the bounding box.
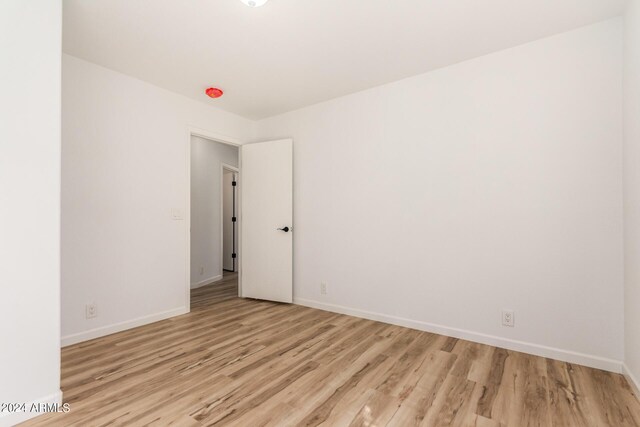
[63,0,627,120]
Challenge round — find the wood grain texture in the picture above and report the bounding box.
[20,273,640,426]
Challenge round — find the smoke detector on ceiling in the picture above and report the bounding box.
[205,87,224,98]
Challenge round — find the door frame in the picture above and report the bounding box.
[220,163,239,274]
[186,127,243,312]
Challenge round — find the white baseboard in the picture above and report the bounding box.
[191,274,223,289]
[0,389,62,427]
[623,363,640,398]
[294,297,622,373]
[61,307,188,347]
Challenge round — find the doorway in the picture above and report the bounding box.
[187,130,294,312]
[189,133,240,308]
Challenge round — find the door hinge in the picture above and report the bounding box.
[232,181,237,186]
[232,253,237,259]
[232,216,237,222]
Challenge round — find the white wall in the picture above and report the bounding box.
[255,19,625,371]
[624,0,640,392]
[61,55,252,345]
[191,137,238,287]
[0,1,62,425]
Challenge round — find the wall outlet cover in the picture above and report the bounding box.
[86,303,97,319]
[502,309,514,327]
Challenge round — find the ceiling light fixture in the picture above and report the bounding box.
[240,0,269,7]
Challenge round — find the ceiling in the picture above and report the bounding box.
[63,0,627,120]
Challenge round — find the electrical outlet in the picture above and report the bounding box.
[502,309,514,327]
[86,303,97,319]
[320,282,327,295]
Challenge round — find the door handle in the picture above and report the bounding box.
[277,226,290,232]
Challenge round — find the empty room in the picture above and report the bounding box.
[2,0,640,426]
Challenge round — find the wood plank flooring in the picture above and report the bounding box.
[21,273,640,426]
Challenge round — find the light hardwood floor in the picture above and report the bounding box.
[22,273,640,426]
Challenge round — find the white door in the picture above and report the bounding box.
[222,170,236,272]
[240,139,293,303]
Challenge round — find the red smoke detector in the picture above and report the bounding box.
[205,87,224,98]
